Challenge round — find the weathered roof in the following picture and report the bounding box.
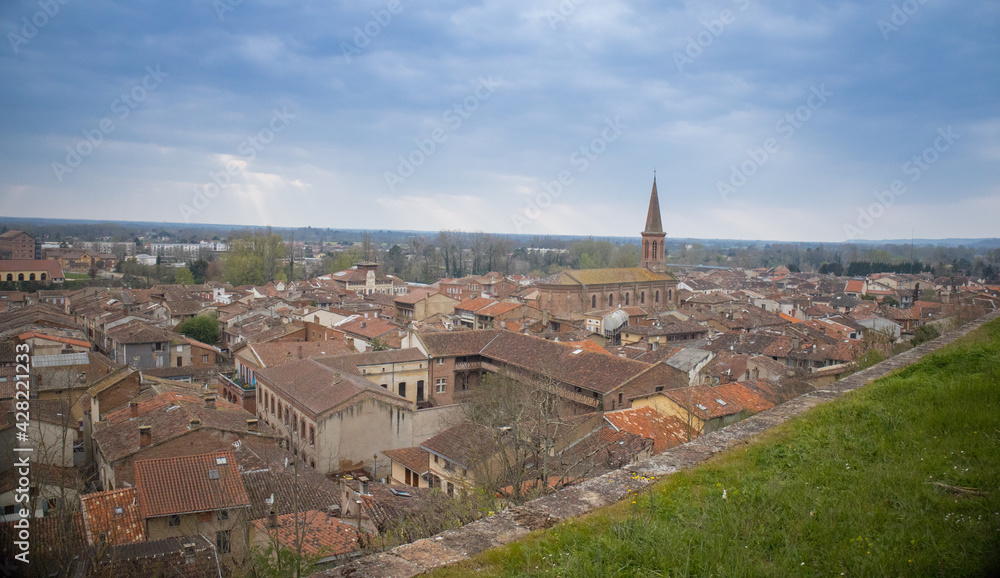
[381,446,430,475]
[135,451,249,518]
[542,268,674,287]
[246,340,353,369]
[80,487,145,545]
[604,407,691,454]
[252,510,362,558]
[255,357,408,417]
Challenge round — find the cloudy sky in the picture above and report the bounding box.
[1,0,998,242]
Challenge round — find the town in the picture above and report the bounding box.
[0,181,997,575]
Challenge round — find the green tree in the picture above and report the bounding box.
[189,259,209,283]
[224,228,287,286]
[174,268,195,285]
[178,315,220,344]
[911,324,940,346]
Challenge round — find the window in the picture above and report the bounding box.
[436,358,445,365]
[398,382,406,398]
[17,274,24,281]
[4,274,10,281]
[28,274,35,281]
[40,273,46,280]
[591,295,597,308]
[216,530,231,554]
[176,357,182,367]
[217,509,229,521]
[202,354,208,362]
[625,293,630,305]
[608,294,613,306]
[168,514,181,527]
[309,425,315,446]
[641,291,645,304]
[655,290,660,303]
[618,392,623,405]
[436,378,447,393]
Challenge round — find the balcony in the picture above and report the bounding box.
[454,361,482,371]
[219,374,254,392]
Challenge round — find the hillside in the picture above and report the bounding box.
[435,318,1000,576]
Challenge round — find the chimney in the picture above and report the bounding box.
[268,510,279,528]
[204,396,216,410]
[298,345,303,359]
[542,309,550,327]
[139,425,152,447]
[189,418,201,427]
[129,401,139,419]
[246,418,258,432]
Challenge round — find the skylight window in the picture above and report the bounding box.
[716,399,728,406]
[696,404,708,411]
[572,349,584,355]
[208,469,220,480]
[216,456,227,465]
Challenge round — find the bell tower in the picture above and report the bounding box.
[640,174,667,274]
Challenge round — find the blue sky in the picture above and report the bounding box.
[1,0,998,242]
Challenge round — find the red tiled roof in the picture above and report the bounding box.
[394,288,437,305]
[255,358,408,417]
[455,297,498,313]
[252,510,362,557]
[475,302,522,317]
[381,446,430,475]
[604,407,691,453]
[80,487,146,545]
[664,381,776,420]
[845,280,865,293]
[336,316,399,339]
[135,451,249,519]
[0,260,64,278]
[557,340,614,356]
[247,340,353,368]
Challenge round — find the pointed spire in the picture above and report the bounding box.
[643,174,663,234]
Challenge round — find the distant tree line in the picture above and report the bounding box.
[845,261,933,276]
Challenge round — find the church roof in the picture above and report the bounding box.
[540,268,675,287]
[643,177,663,234]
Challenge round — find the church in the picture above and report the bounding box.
[535,177,680,315]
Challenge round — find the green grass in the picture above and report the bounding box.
[64,272,91,280]
[436,319,1000,577]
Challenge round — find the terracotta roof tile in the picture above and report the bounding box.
[455,297,498,313]
[135,451,249,518]
[381,446,430,475]
[256,358,408,417]
[253,510,362,557]
[80,487,146,545]
[604,407,692,453]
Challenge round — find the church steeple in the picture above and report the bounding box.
[640,174,667,274]
[644,174,664,234]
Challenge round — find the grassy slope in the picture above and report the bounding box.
[438,319,1000,577]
